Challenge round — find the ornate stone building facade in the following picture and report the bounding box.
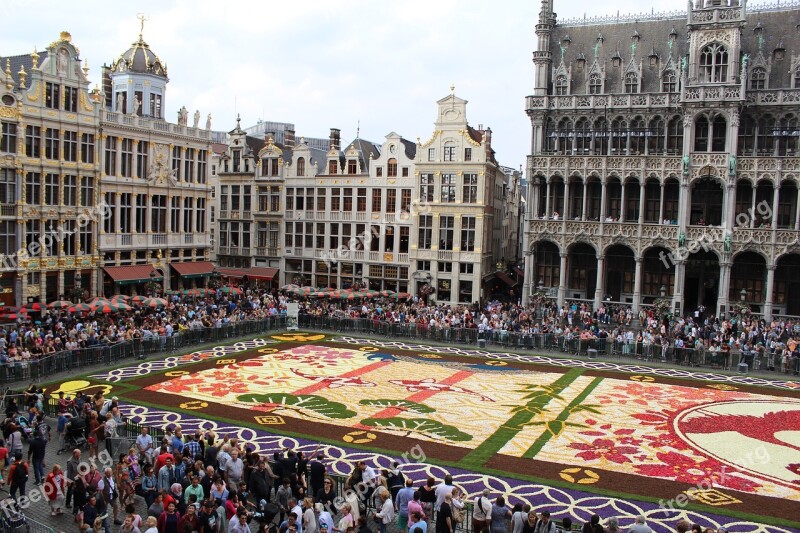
[0,32,102,305]
[97,29,214,294]
[410,92,509,304]
[523,0,800,320]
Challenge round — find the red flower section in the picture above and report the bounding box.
[634,451,762,492]
[568,437,640,464]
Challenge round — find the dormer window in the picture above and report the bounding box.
[624,72,639,94]
[662,70,677,92]
[232,150,241,173]
[699,43,728,83]
[347,159,358,174]
[328,160,338,175]
[297,157,305,176]
[750,67,766,90]
[555,75,568,95]
[589,73,602,94]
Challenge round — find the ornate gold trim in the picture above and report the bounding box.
[418,129,441,148]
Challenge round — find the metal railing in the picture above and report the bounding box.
[0,316,288,385]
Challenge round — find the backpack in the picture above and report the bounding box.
[11,462,28,485]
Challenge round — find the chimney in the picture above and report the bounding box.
[329,128,341,151]
[484,127,492,151]
[285,128,296,149]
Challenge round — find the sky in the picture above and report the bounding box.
[3,0,679,169]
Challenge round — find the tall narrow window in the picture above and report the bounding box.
[0,122,16,154]
[120,138,133,177]
[555,75,568,95]
[62,131,77,161]
[137,141,149,178]
[149,93,162,118]
[387,158,398,177]
[184,148,195,182]
[25,173,41,205]
[441,174,456,203]
[419,174,434,202]
[25,126,40,158]
[750,67,766,90]
[80,176,94,207]
[460,216,476,251]
[624,72,639,93]
[297,157,305,176]
[120,194,132,233]
[357,188,367,212]
[81,134,95,163]
[328,160,338,174]
[667,116,683,154]
[64,87,78,112]
[699,44,728,83]
[711,115,727,152]
[45,82,60,109]
[347,159,358,174]
[372,189,382,213]
[588,73,602,94]
[63,175,77,206]
[443,144,456,162]
[44,174,59,206]
[462,173,478,203]
[439,216,454,250]
[171,146,182,180]
[418,215,433,249]
[694,116,710,152]
[662,70,677,92]
[45,128,60,160]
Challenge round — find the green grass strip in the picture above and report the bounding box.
[461,367,584,467]
[522,376,604,458]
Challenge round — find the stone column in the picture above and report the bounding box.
[673,259,686,314]
[659,182,665,223]
[558,252,567,307]
[750,188,757,228]
[718,260,731,318]
[772,185,780,229]
[522,250,534,306]
[594,254,604,309]
[581,181,588,221]
[764,264,776,321]
[599,180,607,224]
[544,181,550,217]
[115,192,123,233]
[632,257,643,313]
[620,182,627,222]
[638,179,645,224]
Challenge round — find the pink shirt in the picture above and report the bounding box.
[407,500,424,519]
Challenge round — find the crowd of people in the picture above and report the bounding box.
[0,389,732,533]
[0,286,799,375]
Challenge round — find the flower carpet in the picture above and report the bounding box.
[45,333,800,532]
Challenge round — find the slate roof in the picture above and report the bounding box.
[0,51,50,87]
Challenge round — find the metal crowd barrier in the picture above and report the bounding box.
[0,316,288,385]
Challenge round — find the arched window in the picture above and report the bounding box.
[557,118,574,155]
[757,115,776,155]
[296,157,305,177]
[694,116,710,152]
[738,114,756,155]
[624,72,639,94]
[711,115,727,152]
[575,118,591,153]
[387,158,398,177]
[611,117,627,154]
[555,75,568,95]
[699,43,729,83]
[589,73,602,94]
[648,116,665,154]
[777,115,799,156]
[630,117,646,154]
[662,70,677,92]
[593,117,608,155]
[750,67,766,90]
[545,118,557,153]
[667,116,683,154]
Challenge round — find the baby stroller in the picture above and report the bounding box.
[252,500,280,525]
[58,417,87,454]
[0,497,29,533]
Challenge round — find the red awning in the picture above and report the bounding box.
[495,271,518,287]
[217,267,278,281]
[103,265,162,285]
[514,267,525,278]
[170,261,215,278]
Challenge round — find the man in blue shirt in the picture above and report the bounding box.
[394,478,415,530]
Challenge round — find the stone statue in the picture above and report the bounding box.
[206,113,212,130]
[681,56,687,75]
[178,106,188,126]
[729,154,736,176]
[679,231,686,248]
[193,110,200,128]
[132,95,141,116]
[724,233,732,253]
[57,49,68,77]
[682,154,690,176]
[741,53,749,78]
[116,93,124,113]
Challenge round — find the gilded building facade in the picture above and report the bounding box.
[523,0,800,320]
[0,32,102,306]
[97,30,214,294]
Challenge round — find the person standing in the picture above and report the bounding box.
[308,454,326,498]
[45,464,67,516]
[65,448,82,508]
[435,493,453,533]
[98,466,122,525]
[136,427,155,465]
[395,478,415,531]
[472,489,492,533]
[374,491,394,533]
[27,431,46,485]
[8,453,28,501]
[302,497,318,533]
